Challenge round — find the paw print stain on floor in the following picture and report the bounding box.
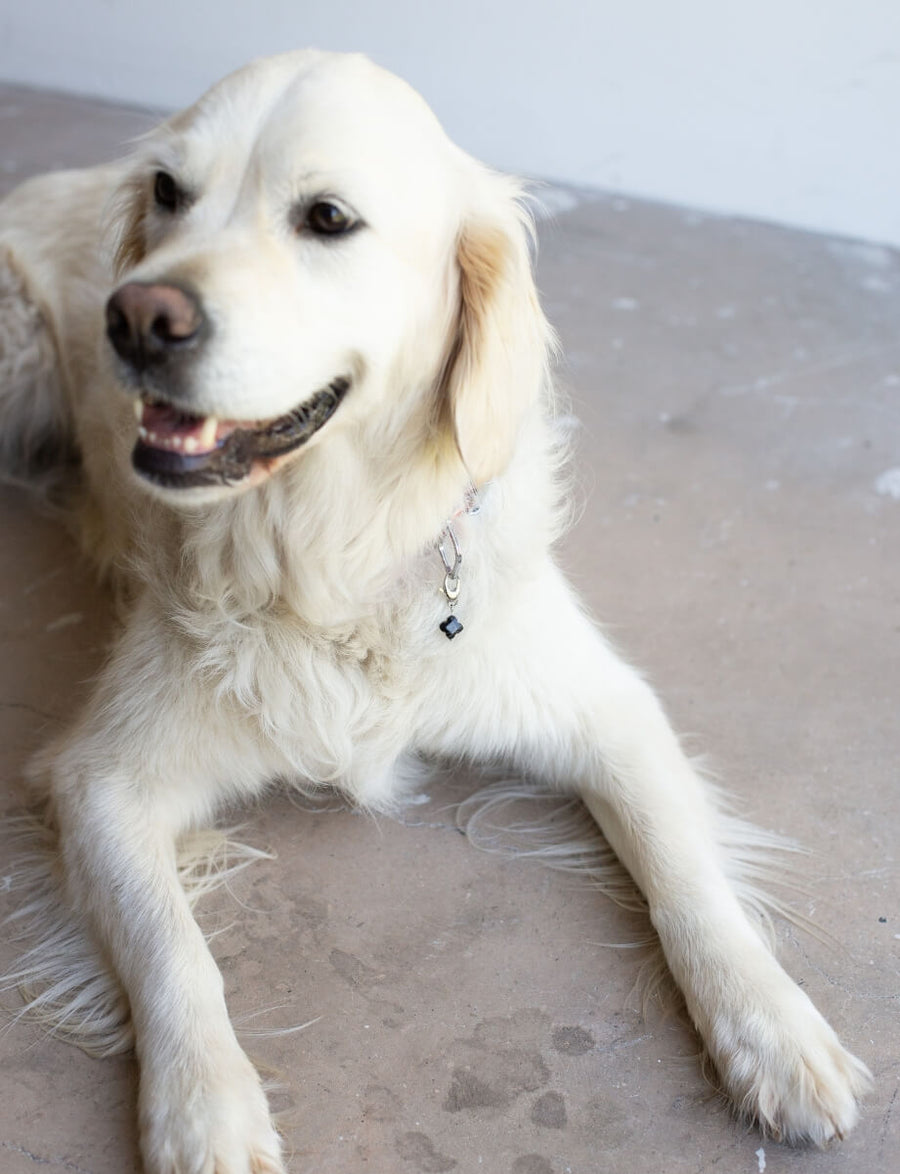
[512,1156,554,1174]
[395,1131,458,1172]
[550,1025,595,1055]
[442,1010,552,1113]
[531,1090,567,1128]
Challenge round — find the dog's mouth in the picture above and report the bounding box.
[131,377,351,489]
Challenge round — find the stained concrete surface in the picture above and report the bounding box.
[0,83,898,1174]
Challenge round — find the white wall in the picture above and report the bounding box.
[1,1,898,247]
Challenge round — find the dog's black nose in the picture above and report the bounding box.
[106,282,205,370]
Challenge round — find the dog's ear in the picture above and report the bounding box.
[439,177,555,484]
[0,246,74,484]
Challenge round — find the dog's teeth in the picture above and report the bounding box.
[183,436,198,454]
[138,426,148,440]
[171,435,184,450]
[133,399,145,422]
[198,416,218,449]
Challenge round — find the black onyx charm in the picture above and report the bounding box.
[438,522,464,640]
[440,615,463,640]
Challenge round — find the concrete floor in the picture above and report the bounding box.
[0,84,898,1174]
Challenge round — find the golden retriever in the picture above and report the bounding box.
[0,49,870,1173]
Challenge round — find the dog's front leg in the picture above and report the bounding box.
[573,694,872,1146]
[44,617,285,1173]
[50,771,284,1174]
[422,562,870,1144]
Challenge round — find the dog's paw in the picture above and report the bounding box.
[708,980,872,1145]
[139,1047,286,1174]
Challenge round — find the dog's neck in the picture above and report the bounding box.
[151,438,479,637]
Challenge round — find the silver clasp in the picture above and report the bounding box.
[439,523,462,603]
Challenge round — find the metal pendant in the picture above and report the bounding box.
[438,523,463,639]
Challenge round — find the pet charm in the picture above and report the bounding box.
[438,522,463,638]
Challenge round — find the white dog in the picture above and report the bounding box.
[0,50,870,1173]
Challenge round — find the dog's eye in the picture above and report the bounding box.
[153,171,180,213]
[305,201,356,236]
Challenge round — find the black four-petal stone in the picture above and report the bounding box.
[439,615,463,639]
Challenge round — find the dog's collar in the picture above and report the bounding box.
[438,483,481,640]
[449,482,481,521]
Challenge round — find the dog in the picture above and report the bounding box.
[0,49,871,1174]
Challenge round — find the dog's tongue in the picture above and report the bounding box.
[139,401,228,455]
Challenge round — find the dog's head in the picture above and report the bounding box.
[106,50,552,504]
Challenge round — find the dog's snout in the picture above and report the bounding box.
[106,282,205,369]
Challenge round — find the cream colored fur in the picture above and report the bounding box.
[0,50,870,1173]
